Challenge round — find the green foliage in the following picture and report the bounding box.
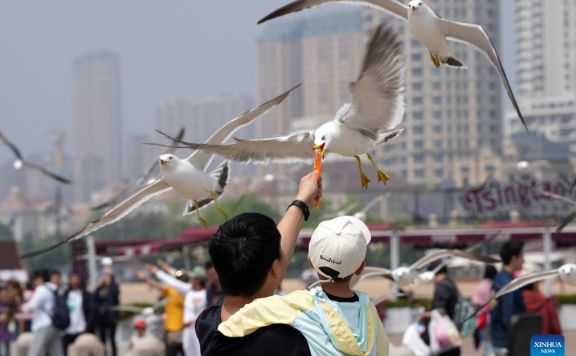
[0,223,13,240]
[554,295,576,305]
[386,298,433,309]
[118,302,155,320]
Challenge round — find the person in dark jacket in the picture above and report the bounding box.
[491,241,526,356]
[431,264,462,356]
[63,272,95,354]
[95,272,120,356]
[195,172,321,356]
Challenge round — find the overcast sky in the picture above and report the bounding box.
[0,1,514,160]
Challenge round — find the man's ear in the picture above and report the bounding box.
[307,255,314,270]
[270,259,282,279]
[354,261,366,276]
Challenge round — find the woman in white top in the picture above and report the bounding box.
[148,264,207,356]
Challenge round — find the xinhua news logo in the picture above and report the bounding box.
[531,335,565,355]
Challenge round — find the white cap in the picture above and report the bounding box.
[309,216,371,280]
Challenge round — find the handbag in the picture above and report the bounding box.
[428,310,462,355]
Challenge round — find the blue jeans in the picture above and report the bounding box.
[479,326,495,356]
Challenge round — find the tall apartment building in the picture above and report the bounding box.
[153,98,191,141]
[256,4,503,186]
[125,135,161,181]
[508,0,576,141]
[73,51,122,201]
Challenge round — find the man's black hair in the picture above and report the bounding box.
[32,269,50,283]
[51,270,61,277]
[484,265,498,280]
[208,213,282,297]
[204,260,214,270]
[500,241,524,265]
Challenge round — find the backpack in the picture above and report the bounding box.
[454,292,477,338]
[50,290,71,330]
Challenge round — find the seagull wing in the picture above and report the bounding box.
[467,270,560,322]
[258,0,408,24]
[436,18,527,132]
[539,191,576,207]
[146,131,315,165]
[184,85,301,170]
[433,231,501,273]
[558,210,576,233]
[20,179,172,259]
[152,297,174,311]
[372,292,404,305]
[0,130,23,160]
[410,249,499,271]
[337,25,405,140]
[22,161,72,184]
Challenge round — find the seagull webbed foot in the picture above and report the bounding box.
[430,51,441,68]
[359,173,371,189]
[376,170,390,185]
[194,200,208,228]
[210,191,228,220]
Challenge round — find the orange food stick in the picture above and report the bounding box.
[313,150,323,210]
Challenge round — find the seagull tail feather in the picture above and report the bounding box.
[440,55,466,69]
[183,162,230,215]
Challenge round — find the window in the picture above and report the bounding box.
[432,82,441,90]
[414,154,425,163]
[461,167,470,174]
[412,83,423,91]
[413,97,423,105]
[433,125,442,134]
[413,111,424,120]
[433,111,442,119]
[433,154,443,163]
[412,68,423,76]
[414,126,424,134]
[412,54,422,62]
[415,170,425,178]
[432,97,442,105]
[414,141,424,149]
[434,169,443,178]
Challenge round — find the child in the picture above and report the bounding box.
[127,320,147,356]
[218,216,389,356]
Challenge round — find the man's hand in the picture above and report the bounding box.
[135,271,147,281]
[296,171,322,209]
[145,264,159,275]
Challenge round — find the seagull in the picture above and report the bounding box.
[20,85,300,259]
[351,250,499,287]
[146,25,405,189]
[466,264,576,322]
[91,128,186,211]
[0,130,72,184]
[418,231,501,284]
[258,0,527,132]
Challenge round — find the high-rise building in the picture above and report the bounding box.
[73,157,104,204]
[73,51,122,193]
[189,93,254,143]
[508,0,576,141]
[125,134,161,181]
[256,4,503,186]
[153,98,191,141]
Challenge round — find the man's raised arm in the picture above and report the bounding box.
[277,171,321,272]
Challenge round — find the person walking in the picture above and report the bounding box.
[95,272,120,356]
[21,269,64,356]
[472,265,497,356]
[429,264,462,356]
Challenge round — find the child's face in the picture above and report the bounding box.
[135,327,145,337]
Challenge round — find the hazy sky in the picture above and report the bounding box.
[0,1,514,160]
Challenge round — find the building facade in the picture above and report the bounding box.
[73,51,122,201]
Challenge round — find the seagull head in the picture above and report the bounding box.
[142,307,155,316]
[158,154,179,171]
[393,267,415,286]
[408,0,424,12]
[418,271,436,285]
[313,124,335,158]
[13,159,23,170]
[559,264,576,286]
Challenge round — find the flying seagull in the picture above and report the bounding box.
[20,85,300,259]
[258,0,527,132]
[146,25,405,189]
[0,130,72,184]
[466,264,576,322]
[91,128,186,211]
[418,231,501,284]
[350,250,499,287]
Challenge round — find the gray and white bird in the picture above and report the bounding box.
[91,128,187,211]
[20,85,300,259]
[0,130,72,184]
[147,25,405,189]
[351,250,499,287]
[467,264,576,321]
[258,0,527,131]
